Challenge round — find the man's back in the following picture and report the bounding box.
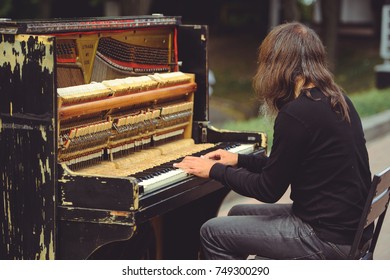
[281,88,372,244]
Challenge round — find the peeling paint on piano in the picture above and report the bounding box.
[58,164,139,212]
[0,33,56,259]
[38,225,55,260]
[1,34,54,81]
[0,34,55,116]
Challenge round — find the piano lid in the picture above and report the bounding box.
[0,15,181,35]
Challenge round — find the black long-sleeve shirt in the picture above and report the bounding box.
[210,88,372,245]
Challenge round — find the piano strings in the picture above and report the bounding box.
[55,27,176,88]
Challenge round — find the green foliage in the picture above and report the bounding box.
[0,0,12,17]
[212,72,254,108]
[89,0,104,7]
[221,88,390,150]
[350,88,390,118]
[221,115,275,150]
[334,41,382,94]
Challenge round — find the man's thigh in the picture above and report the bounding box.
[202,207,326,259]
[228,203,292,217]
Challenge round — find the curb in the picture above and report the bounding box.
[362,110,390,142]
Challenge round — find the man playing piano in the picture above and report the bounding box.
[174,22,372,259]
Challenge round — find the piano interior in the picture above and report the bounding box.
[54,26,250,197]
[58,71,216,185]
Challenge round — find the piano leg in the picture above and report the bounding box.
[57,207,136,260]
[87,221,157,260]
[58,221,136,260]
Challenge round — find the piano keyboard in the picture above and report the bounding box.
[136,143,256,195]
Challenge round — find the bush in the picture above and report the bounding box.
[221,88,390,149]
[349,88,390,118]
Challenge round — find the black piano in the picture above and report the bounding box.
[0,15,266,260]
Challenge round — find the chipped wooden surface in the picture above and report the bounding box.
[0,34,139,259]
[0,34,56,259]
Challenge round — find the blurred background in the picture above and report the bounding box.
[1,0,390,137]
[2,0,390,260]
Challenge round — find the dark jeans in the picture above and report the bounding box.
[200,203,351,260]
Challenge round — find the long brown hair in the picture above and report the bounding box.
[253,22,350,122]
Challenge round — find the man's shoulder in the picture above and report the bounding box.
[280,94,313,116]
[279,88,328,124]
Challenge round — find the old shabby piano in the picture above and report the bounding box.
[0,15,266,260]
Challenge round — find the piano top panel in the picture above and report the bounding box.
[0,15,181,35]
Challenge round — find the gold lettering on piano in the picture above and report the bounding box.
[76,35,99,84]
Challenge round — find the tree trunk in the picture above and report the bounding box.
[38,0,52,19]
[121,0,153,15]
[320,0,341,71]
[281,0,300,22]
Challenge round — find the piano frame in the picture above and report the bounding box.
[0,15,266,260]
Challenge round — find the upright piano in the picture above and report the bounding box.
[0,15,266,260]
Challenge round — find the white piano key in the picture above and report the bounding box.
[139,169,189,194]
[226,143,255,154]
[138,143,256,195]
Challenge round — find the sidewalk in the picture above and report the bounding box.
[217,111,390,260]
[365,132,390,260]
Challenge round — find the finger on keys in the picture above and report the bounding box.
[203,149,222,160]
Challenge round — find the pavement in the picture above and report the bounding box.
[213,106,390,260]
[365,131,390,259]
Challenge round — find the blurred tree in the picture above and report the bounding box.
[320,0,341,71]
[282,0,300,21]
[121,0,153,15]
[0,0,12,17]
[0,0,105,19]
[51,0,104,18]
[1,0,51,18]
[37,0,51,18]
[371,0,386,39]
[99,0,154,16]
[297,0,315,24]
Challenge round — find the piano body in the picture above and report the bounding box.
[0,15,266,260]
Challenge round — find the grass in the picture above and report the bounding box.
[349,88,390,118]
[221,116,275,151]
[220,88,390,150]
